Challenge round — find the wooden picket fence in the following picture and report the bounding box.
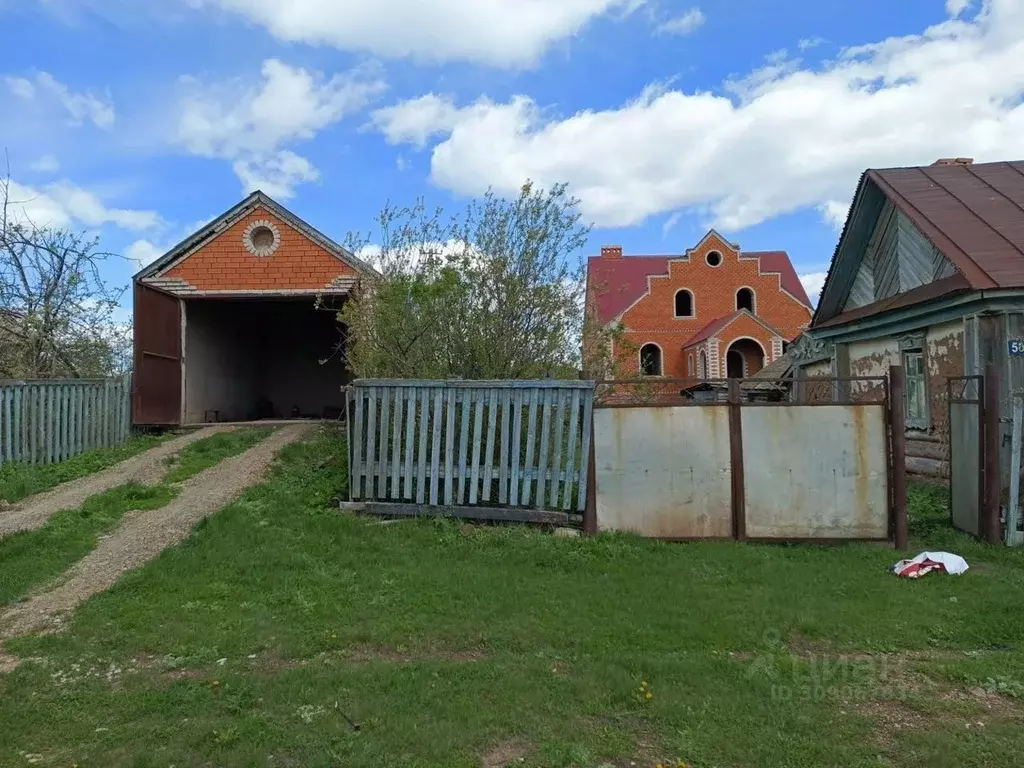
[345,380,595,522]
[0,377,132,467]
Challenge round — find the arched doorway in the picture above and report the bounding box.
[726,338,765,378]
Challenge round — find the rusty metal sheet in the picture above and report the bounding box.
[741,405,888,538]
[950,400,981,536]
[593,406,732,537]
[132,283,182,426]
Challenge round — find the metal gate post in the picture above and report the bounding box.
[983,363,1002,545]
[889,365,908,550]
[728,379,746,541]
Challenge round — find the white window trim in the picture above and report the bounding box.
[639,342,664,377]
[736,286,756,314]
[673,288,696,319]
[705,250,724,267]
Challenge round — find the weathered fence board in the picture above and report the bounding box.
[346,380,595,515]
[0,377,132,467]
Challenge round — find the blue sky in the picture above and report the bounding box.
[2,0,1022,316]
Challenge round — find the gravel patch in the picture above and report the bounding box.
[0,426,237,537]
[0,424,312,640]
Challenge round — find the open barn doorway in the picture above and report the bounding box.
[182,298,348,424]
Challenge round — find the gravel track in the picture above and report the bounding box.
[0,424,312,640]
[0,426,237,537]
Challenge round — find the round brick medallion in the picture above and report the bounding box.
[243,220,281,257]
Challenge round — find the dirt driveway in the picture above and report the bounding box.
[0,423,312,641]
[0,426,237,537]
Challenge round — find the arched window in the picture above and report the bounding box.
[736,287,755,313]
[698,350,708,378]
[674,289,694,318]
[687,354,695,376]
[640,344,663,376]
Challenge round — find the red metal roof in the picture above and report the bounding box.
[869,160,1024,290]
[682,309,786,348]
[685,311,743,347]
[586,249,809,325]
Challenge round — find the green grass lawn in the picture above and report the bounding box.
[1,429,1023,767]
[0,433,169,505]
[0,428,274,607]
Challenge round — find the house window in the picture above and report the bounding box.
[687,354,695,376]
[736,287,755,313]
[904,350,928,428]
[674,289,694,318]
[640,344,663,376]
[698,350,708,378]
[705,250,723,267]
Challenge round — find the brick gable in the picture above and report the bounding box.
[590,231,812,377]
[162,207,355,292]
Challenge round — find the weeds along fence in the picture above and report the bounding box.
[0,377,132,467]
[345,380,595,522]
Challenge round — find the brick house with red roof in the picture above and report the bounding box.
[585,230,812,379]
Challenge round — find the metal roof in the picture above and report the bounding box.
[814,159,1024,328]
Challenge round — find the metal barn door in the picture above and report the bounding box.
[133,283,182,426]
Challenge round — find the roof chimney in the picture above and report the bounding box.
[600,245,623,259]
[932,157,974,166]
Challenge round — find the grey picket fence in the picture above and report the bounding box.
[0,377,132,467]
[346,380,594,513]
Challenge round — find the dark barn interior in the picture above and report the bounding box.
[183,299,348,424]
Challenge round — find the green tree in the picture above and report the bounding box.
[335,181,622,381]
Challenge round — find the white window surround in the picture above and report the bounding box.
[705,250,723,267]
[674,288,695,318]
[640,342,664,377]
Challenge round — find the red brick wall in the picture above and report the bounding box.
[616,233,810,377]
[163,207,354,290]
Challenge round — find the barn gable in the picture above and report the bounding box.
[135,192,372,297]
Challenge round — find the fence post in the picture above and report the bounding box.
[728,378,746,541]
[889,365,908,550]
[983,362,1002,545]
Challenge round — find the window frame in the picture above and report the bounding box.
[639,343,664,377]
[736,287,756,313]
[698,349,708,378]
[687,354,695,376]
[705,250,723,267]
[902,348,929,429]
[674,288,695,318]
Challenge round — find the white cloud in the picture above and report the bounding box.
[4,71,115,129]
[187,0,644,67]
[4,179,160,231]
[662,211,682,236]
[947,0,972,16]
[818,200,850,231]
[372,0,1024,231]
[177,58,386,197]
[371,93,462,148]
[125,239,166,267]
[5,76,35,99]
[655,8,705,36]
[799,272,830,306]
[232,150,319,198]
[29,155,60,173]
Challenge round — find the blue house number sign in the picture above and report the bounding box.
[1010,339,1024,356]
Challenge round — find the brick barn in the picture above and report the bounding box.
[585,230,812,379]
[132,192,372,426]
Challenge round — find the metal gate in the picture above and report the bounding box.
[948,376,983,536]
[592,373,904,544]
[132,283,182,426]
[947,367,1002,544]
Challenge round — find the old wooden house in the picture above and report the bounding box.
[794,158,1024,478]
